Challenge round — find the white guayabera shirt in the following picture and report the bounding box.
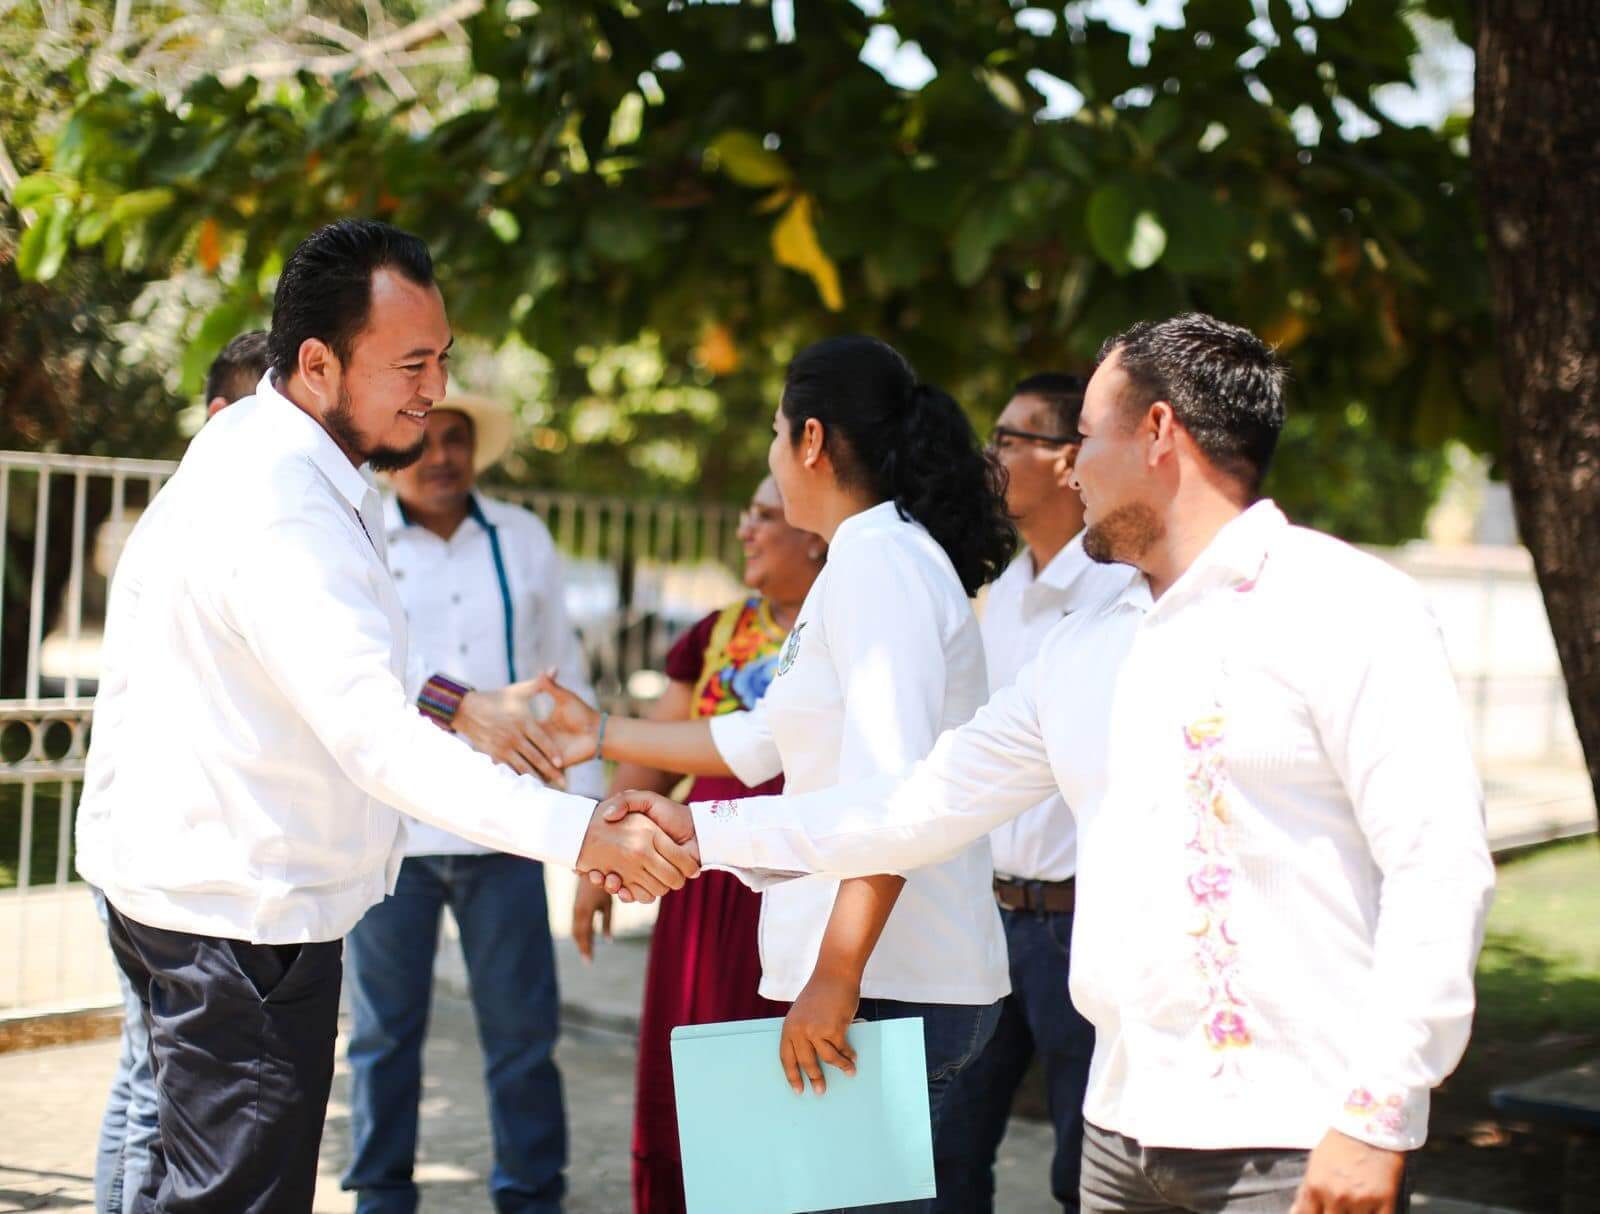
[75,375,598,945]
[692,501,1494,1154]
[980,532,1136,884]
[706,501,1010,1005]
[386,492,605,856]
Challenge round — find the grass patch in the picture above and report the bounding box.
[1416,835,1600,1207]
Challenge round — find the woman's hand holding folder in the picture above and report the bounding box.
[781,967,860,1095]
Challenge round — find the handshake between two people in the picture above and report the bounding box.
[447,669,701,904]
[575,789,700,905]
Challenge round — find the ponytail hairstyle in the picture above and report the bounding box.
[780,335,1014,596]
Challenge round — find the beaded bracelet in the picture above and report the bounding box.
[418,673,471,730]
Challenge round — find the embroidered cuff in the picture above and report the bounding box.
[417,673,471,730]
[689,798,757,867]
[1334,1084,1428,1152]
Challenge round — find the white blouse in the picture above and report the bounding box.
[707,501,1009,1005]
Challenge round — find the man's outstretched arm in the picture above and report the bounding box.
[590,659,1062,885]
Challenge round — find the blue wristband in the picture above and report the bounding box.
[595,711,610,761]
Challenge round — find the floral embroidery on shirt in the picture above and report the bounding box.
[1184,709,1253,1073]
[707,799,740,820]
[1344,1088,1408,1138]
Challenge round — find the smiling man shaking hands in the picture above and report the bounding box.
[74,220,698,1214]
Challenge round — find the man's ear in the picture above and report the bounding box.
[1146,401,1177,467]
[1053,443,1079,489]
[297,338,339,407]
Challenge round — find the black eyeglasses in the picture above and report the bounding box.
[987,424,1081,450]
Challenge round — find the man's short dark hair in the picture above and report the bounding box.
[1098,313,1286,491]
[268,220,435,380]
[204,330,270,406]
[1011,372,1087,438]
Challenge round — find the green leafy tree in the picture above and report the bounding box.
[9,0,1489,538]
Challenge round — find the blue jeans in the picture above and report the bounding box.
[825,996,1003,1214]
[342,853,567,1214]
[91,887,160,1214]
[934,906,1095,1213]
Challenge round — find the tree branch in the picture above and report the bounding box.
[218,0,483,89]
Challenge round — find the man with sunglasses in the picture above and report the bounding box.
[934,374,1137,1212]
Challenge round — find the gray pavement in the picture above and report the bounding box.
[0,956,1061,1213]
[0,945,1524,1214]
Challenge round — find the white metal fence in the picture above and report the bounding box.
[0,447,1588,1016]
[1,448,742,1015]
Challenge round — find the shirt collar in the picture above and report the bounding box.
[1182,499,1285,586]
[384,490,489,540]
[1147,498,1288,612]
[256,372,373,512]
[1003,531,1122,608]
[829,499,913,553]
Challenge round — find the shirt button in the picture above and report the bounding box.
[459,644,468,655]
[452,593,461,604]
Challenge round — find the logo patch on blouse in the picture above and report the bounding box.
[776,621,806,677]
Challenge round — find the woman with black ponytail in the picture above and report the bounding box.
[531,336,1013,1211]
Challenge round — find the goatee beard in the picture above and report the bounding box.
[324,386,425,472]
[1083,502,1164,567]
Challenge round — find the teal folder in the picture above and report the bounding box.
[670,1016,935,1213]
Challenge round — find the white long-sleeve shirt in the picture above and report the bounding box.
[705,501,1010,1004]
[386,492,605,855]
[980,532,1134,882]
[74,375,598,944]
[692,501,1493,1153]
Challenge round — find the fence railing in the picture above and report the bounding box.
[0,447,1588,1016]
[0,448,742,1014]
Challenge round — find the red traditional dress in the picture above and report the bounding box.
[631,598,788,1214]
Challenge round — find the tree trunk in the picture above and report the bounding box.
[1474,1,1600,817]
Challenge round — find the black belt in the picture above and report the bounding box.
[993,875,1075,914]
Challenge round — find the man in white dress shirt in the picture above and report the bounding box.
[936,373,1134,1213]
[606,313,1495,1214]
[341,398,604,1214]
[74,220,697,1213]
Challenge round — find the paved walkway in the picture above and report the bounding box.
[0,935,1528,1214]
[0,981,1064,1213]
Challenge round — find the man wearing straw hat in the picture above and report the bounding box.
[341,393,602,1214]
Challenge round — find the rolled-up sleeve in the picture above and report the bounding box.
[1317,596,1494,1151]
[230,515,598,868]
[708,701,784,787]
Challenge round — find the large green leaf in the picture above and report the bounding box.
[1086,182,1168,276]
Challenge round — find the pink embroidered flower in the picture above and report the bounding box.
[1345,1089,1407,1136]
[1188,863,1234,906]
[707,800,739,820]
[1206,1009,1252,1049]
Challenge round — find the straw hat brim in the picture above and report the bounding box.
[433,394,516,472]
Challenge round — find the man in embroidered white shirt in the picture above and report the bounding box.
[603,314,1495,1214]
[340,396,603,1214]
[76,220,697,1213]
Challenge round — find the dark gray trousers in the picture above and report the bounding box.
[104,901,343,1213]
[1080,1121,1410,1214]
